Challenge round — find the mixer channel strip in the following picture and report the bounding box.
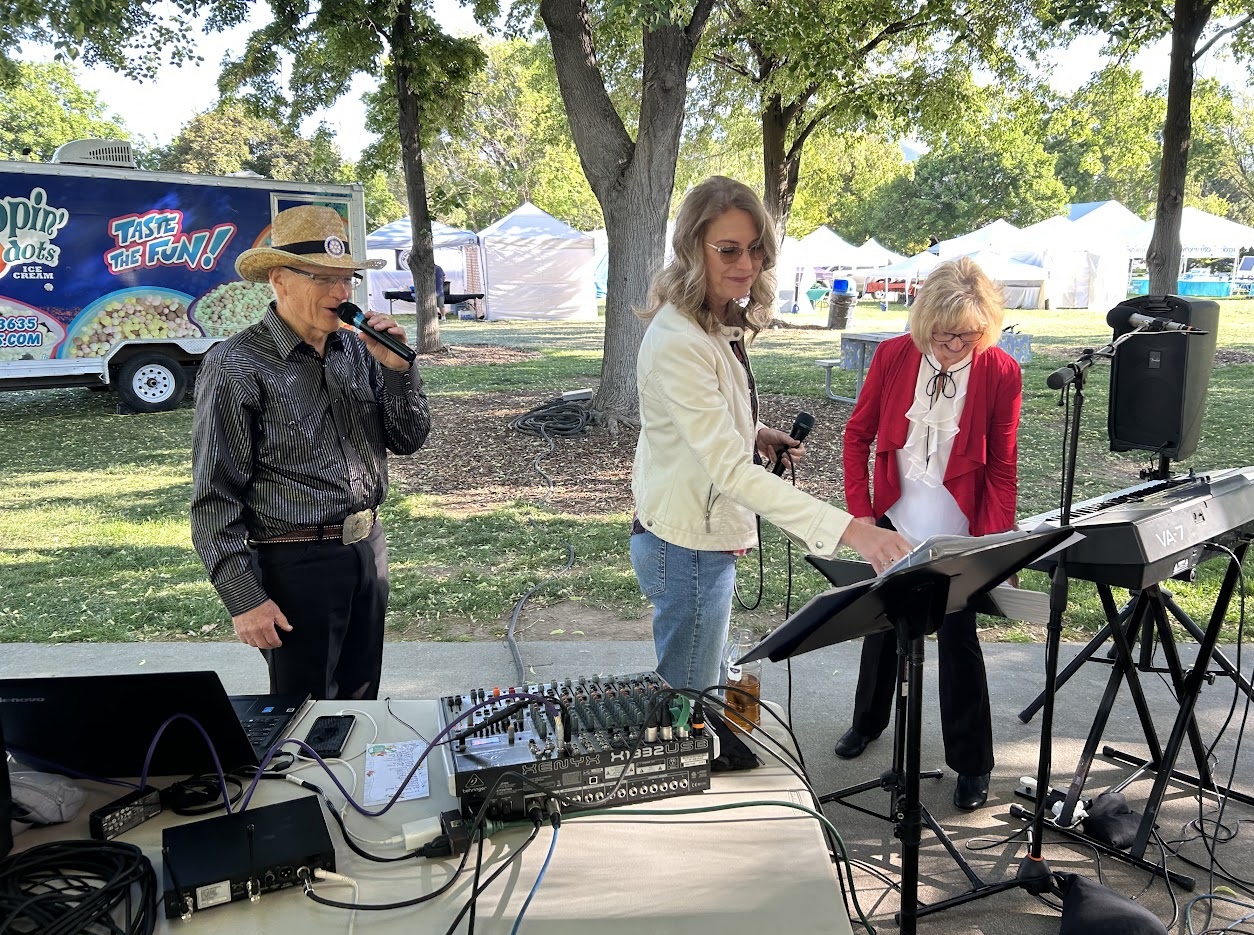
[437,671,714,820]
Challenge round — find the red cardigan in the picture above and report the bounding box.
[842,334,1022,536]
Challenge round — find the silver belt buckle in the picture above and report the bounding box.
[341,509,373,544]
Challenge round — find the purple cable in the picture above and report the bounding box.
[138,713,233,813]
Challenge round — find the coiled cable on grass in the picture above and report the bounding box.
[507,398,592,493]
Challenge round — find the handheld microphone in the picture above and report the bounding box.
[773,411,815,476]
[1106,305,1205,334]
[336,302,417,364]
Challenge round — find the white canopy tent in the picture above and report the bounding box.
[1130,207,1254,258]
[364,219,483,314]
[1069,201,1146,247]
[880,251,943,280]
[776,228,865,314]
[366,218,480,273]
[849,238,905,268]
[1012,214,1130,311]
[934,219,1022,259]
[478,202,597,320]
[961,249,1047,308]
[796,226,861,269]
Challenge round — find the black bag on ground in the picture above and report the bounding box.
[1058,873,1168,935]
[1080,791,1143,849]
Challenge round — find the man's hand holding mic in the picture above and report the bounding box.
[840,516,913,574]
[337,302,416,370]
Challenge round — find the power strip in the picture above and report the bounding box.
[1015,776,1089,822]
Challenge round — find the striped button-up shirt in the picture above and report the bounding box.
[191,304,432,616]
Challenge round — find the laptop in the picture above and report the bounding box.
[0,671,309,779]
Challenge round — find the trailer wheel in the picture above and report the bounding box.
[117,353,187,412]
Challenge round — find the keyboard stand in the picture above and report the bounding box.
[1028,539,1252,887]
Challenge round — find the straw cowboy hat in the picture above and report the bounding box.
[235,205,385,283]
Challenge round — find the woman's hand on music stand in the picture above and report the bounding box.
[840,519,913,574]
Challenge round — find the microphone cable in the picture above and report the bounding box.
[0,840,158,935]
[504,396,590,684]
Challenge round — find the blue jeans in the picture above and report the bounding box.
[630,529,737,692]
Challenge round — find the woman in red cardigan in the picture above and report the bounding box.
[835,257,1022,811]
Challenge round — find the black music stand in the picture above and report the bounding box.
[740,527,1072,935]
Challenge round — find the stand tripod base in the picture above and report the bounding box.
[1104,744,1254,810]
[1005,802,1195,889]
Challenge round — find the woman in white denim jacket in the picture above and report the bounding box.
[630,176,909,693]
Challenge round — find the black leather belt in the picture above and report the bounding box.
[249,509,376,546]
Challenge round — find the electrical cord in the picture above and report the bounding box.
[467,819,488,935]
[442,815,543,935]
[163,771,245,816]
[510,818,559,934]
[505,539,575,686]
[290,776,420,863]
[0,840,158,935]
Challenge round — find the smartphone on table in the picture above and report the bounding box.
[303,714,356,759]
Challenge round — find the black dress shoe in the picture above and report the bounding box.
[834,727,880,759]
[953,773,991,811]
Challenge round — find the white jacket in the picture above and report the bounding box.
[632,303,853,555]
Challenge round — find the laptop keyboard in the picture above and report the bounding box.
[240,715,286,753]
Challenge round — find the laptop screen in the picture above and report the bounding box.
[0,671,307,779]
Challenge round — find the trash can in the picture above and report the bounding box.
[827,278,857,330]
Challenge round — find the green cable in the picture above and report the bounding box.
[566,799,875,935]
[669,695,692,734]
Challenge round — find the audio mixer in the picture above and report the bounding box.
[436,671,714,819]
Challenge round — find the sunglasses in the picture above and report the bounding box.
[706,242,771,268]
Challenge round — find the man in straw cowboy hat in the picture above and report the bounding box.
[191,204,431,700]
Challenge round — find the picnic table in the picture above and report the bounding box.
[817,330,1032,404]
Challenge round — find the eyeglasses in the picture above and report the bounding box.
[932,330,983,345]
[706,242,771,267]
[283,266,363,288]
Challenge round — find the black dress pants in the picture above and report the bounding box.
[255,523,388,701]
[848,517,994,776]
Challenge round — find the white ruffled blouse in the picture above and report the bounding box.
[885,349,974,545]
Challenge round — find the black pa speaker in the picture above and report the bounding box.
[1107,294,1220,463]
[1,716,12,858]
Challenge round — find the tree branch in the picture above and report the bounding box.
[855,7,933,58]
[1193,11,1253,62]
[706,50,756,81]
[685,0,718,44]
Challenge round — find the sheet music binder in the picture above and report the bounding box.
[738,527,1075,665]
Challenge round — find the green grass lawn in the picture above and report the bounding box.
[1,298,1252,643]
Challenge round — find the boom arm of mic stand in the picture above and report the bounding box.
[1044,326,1151,392]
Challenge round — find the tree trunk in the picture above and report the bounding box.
[1147,0,1212,296]
[393,2,444,355]
[541,0,715,425]
[761,92,802,243]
